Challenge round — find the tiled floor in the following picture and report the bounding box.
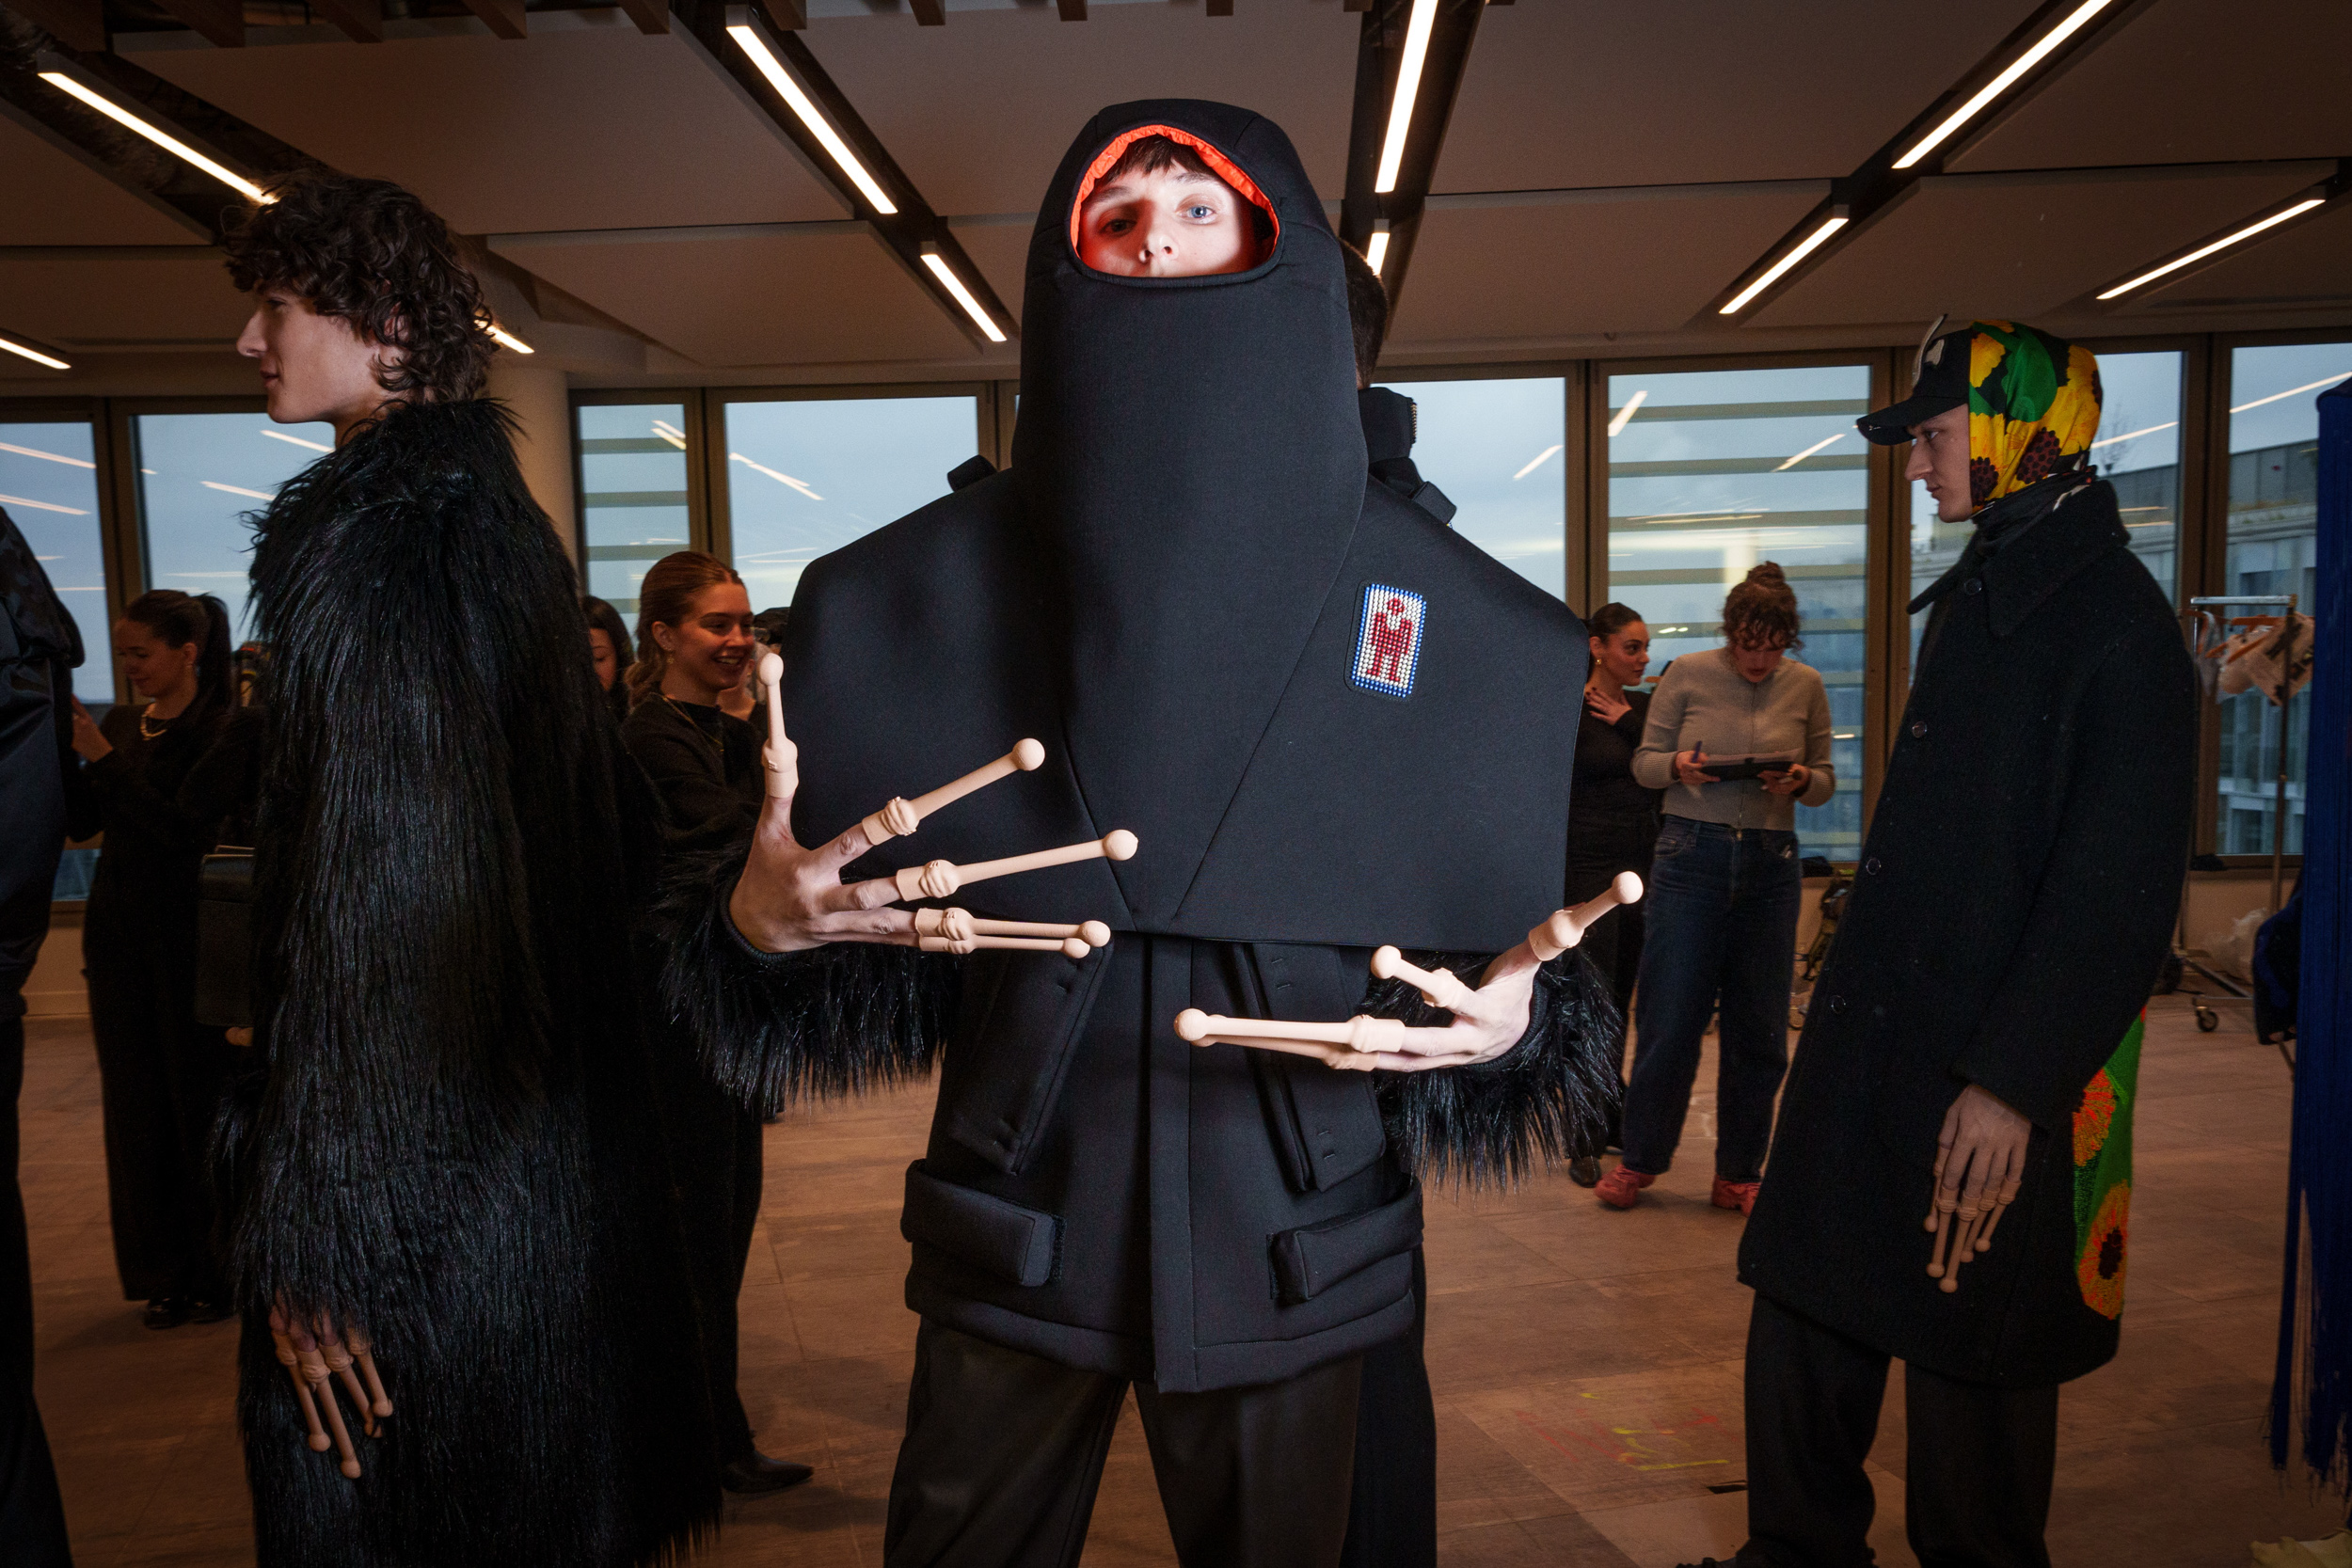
[23,993,2340,1565]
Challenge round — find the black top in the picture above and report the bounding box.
[68,700,258,938]
[621,694,763,853]
[1,503,82,986]
[1567,688,1661,860]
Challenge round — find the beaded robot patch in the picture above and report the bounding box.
[1352,584,1425,699]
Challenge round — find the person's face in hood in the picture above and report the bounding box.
[1905,404,1973,523]
[1076,163,1261,277]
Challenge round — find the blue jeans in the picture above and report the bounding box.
[1623,818,1802,1182]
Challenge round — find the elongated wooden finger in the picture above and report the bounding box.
[313,1372,362,1479]
[861,739,1047,845]
[1179,1030,1379,1071]
[894,831,1138,902]
[345,1331,393,1418]
[1926,1196,1960,1277]
[920,933,1090,958]
[915,910,1111,945]
[1927,1141,1956,1231]
[1371,947,1472,1011]
[313,1323,377,1438]
[1973,1176,2024,1254]
[271,1323,332,1454]
[757,654,796,800]
[1174,1009,1406,1054]
[1527,872,1646,961]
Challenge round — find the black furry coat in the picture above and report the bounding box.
[228,400,717,1564]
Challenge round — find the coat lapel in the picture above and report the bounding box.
[1979,481,2131,639]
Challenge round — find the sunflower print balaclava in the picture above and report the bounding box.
[1966,320,2103,509]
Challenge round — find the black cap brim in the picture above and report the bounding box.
[1855,392,1963,446]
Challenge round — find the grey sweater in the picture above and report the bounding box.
[1631,647,1835,831]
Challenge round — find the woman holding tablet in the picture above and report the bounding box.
[1602,562,1833,1213]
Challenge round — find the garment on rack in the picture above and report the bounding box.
[2216,613,2314,705]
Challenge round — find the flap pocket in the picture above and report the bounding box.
[1268,1183,1422,1306]
[1247,943,1388,1193]
[900,1161,1059,1289]
[939,944,1113,1175]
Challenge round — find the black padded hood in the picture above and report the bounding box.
[778,102,1585,951]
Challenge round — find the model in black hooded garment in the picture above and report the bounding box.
[218,170,717,1566]
[660,102,1619,1567]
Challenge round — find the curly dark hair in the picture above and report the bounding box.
[1722,562,1804,651]
[223,168,496,404]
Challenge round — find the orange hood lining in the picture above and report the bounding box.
[1067,124,1280,261]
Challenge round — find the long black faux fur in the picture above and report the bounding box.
[652,850,958,1115]
[226,400,717,1567]
[1363,948,1624,1191]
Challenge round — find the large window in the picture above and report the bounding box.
[1,417,109,703]
[716,393,977,611]
[578,401,692,617]
[2217,341,2349,856]
[1375,377,1566,600]
[134,410,335,640]
[1604,364,1871,859]
[1910,348,2183,669]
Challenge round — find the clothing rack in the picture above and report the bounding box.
[2188,593,2300,912]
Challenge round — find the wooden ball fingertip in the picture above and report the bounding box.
[1080,921,1111,947]
[1371,945,1405,979]
[1613,871,1645,906]
[1174,1008,1213,1043]
[1012,738,1045,770]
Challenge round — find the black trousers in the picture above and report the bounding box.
[884,1319,1362,1568]
[1742,1293,2058,1568]
[1340,1249,1434,1568]
[2,999,73,1567]
[652,1053,765,1463]
[1568,847,1648,1150]
[83,927,225,1303]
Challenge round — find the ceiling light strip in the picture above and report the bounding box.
[1774,433,1847,471]
[1364,225,1391,277]
[0,440,93,466]
[1605,389,1647,437]
[1719,215,1848,315]
[39,71,271,202]
[0,335,72,372]
[920,250,1009,343]
[1373,0,1439,195]
[1891,0,2113,170]
[2096,198,2328,300]
[485,322,535,354]
[728,25,898,215]
[2231,374,2352,415]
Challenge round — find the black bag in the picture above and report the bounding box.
[194,848,252,1031]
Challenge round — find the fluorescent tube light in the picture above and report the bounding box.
[2088,420,2176,450]
[732,452,823,500]
[2231,373,2351,414]
[1512,444,1563,481]
[0,335,72,372]
[0,493,88,515]
[728,24,898,215]
[1719,215,1849,315]
[260,430,333,453]
[1364,224,1391,277]
[201,481,276,500]
[1774,432,1847,471]
[1373,0,1438,194]
[0,440,93,467]
[2097,198,2327,299]
[651,421,687,451]
[40,72,270,202]
[1892,0,2112,170]
[920,249,1008,343]
[1606,389,1647,437]
[485,323,534,354]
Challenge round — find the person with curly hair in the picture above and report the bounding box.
[220,167,717,1565]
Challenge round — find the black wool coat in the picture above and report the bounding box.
[228,401,717,1565]
[1740,478,2198,1386]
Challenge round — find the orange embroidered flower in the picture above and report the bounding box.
[2077,1181,2130,1319]
[2074,1069,2117,1165]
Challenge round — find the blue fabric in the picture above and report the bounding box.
[2273,376,2352,1496]
[1624,818,1802,1180]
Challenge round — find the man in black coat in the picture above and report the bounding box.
[0,507,78,1566]
[1709,322,2197,1568]
[666,102,1619,1568]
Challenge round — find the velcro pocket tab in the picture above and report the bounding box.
[900,1161,1059,1289]
[1268,1184,1423,1306]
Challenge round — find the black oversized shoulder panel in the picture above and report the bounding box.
[780,472,1581,950]
[1173,481,1581,950]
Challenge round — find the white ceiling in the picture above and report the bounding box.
[0,251,251,346]
[0,114,207,245]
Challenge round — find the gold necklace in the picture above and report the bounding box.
[661,694,724,759]
[138,707,169,739]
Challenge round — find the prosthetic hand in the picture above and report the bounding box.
[268,1306,393,1480]
[1176,872,1644,1073]
[731,654,1130,955]
[1923,1082,2030,1292]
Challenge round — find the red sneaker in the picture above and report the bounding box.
[1711,1177,1760,1217]
[1595,1164,1656,1210]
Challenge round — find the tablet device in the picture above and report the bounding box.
[1698,752,1800,781]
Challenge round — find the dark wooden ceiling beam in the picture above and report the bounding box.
[2,0,107,51]
[306,0,386,44]
[1057,0,1086,20]
[1338,0,1486,321]
[909,0,946,25]
[456,0,528,40]
[148,0,244,48]
[612,0,671,35]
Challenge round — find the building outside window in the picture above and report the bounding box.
[1374,377,1567,601]
[2217,341,2349,856]
[2,418,108,704]
[577,401,692,618]
[1604,363,1870,860]
[134,410,334,641]
[715,394,978,611]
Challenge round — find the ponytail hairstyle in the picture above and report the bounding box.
[1722,562,1803,651]
[1585,601,1645,642]
[121,590,232,720]
[627,551,743,711]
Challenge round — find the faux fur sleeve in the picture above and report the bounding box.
[1362,947,1623,1189]
[652,847,957,1115]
